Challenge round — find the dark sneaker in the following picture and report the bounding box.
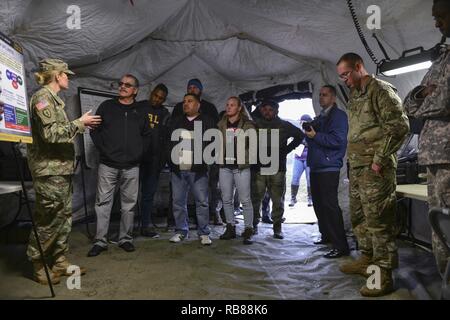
[119,242,135,252]
[141,227,160,238]
[87,245,107,257]
[261,216,273,224]
[313,238,330,245]
[165,224,176,232]
[323,249,349,259]
[220,224,236,240]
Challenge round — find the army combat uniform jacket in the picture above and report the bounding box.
[404,45,450,277]
[347,76,409,271]
[26,85,84,262]
[27,85,85,178]
[404,45,450,166]
[347,76,410,169]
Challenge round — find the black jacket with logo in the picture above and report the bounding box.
[138,101,170,170]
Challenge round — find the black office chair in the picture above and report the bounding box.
[428,207,450,300]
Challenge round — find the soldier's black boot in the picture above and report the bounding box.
[273,222,284,239]
[219,224,236,240]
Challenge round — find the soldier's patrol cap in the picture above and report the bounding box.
[39,58,75,75]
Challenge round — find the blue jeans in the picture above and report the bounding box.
[171,171,210,236]
[291,158,310,187]
[140,163,160,228]
[219,168,253,228]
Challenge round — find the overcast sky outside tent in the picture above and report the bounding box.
[278,99,315,124]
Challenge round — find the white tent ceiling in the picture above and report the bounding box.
[0,0,439,112]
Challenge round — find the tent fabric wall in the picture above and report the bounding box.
[0,0,439,219]
[1,0,438,109]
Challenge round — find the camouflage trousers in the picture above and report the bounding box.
[427,164,450,277]
[350,164,398,270]
[252,171,286,232]
[27,175,72,262]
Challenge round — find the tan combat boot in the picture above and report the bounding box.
[360,267,394,297]
[32,260,60,285]
[52,256,87,277]
[339,254,372,277]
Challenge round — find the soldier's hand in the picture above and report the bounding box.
[80,111,102,128]
[371,163,382,176]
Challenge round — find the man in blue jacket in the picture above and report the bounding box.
[306,85,350,258]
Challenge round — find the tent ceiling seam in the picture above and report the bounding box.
[148,51,195,83]
[148,32,324,68]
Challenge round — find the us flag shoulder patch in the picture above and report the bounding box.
[36,100,49,110]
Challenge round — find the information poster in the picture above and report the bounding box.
[0,31,31,143]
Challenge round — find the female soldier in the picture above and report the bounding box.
[27,59,101,284]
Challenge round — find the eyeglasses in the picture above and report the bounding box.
[118,81,136,88]
[338,70,354,81]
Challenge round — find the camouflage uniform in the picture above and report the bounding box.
[348,76,409,270]
[405,45,450,276]
[27,85,85,261]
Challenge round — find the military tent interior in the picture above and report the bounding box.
[0,0,446,300]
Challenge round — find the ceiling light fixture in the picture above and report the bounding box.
[377,37,446,77]
[378,47,433,76]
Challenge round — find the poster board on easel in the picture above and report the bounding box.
[0,31,56,297]
[0,31,32,144]
[78,87,117,169]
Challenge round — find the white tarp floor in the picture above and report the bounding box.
[0,219,442,300]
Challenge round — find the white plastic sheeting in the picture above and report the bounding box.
[0,223,441,299]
